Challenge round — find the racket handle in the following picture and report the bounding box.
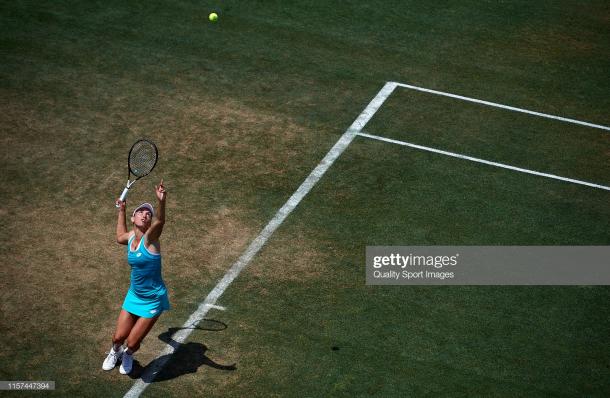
[116,187,130,207]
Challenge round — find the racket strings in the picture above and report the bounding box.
[129,141,157,177]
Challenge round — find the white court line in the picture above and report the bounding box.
[394,82,610,131]
[357,132,610,191]
[123,82,397,398]
[204,304,226,311]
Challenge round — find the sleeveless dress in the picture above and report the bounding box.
[122,234,170,318]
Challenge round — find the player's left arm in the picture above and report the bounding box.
[147,179,166,243]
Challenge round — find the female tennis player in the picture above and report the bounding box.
[102,179,169,375]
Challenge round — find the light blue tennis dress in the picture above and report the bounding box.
[122,234,170,318]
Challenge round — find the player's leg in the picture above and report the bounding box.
[114,309,139,346]
[103,310,138,371]
[125,315,160,352]
[120,315,160,374]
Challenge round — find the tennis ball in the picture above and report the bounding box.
[209,12,218,22]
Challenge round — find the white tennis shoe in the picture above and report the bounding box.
[119,351,133,375]
[102,346,123,371]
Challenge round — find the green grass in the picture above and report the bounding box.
[1,0,609,397]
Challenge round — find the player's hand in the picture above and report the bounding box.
[116,199,126,211]
[155,179,166,202]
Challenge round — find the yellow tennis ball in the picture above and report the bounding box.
[209,12,218,22]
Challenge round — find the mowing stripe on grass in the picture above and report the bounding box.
[357,132,610,191]
[123,82,397,398]
[394,82,610,131]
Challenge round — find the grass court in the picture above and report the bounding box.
[1,1,609,396]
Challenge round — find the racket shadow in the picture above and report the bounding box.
[129,321,237,383]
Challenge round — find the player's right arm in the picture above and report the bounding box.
[116,199,130,245]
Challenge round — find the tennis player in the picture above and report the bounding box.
[102,179,169,375]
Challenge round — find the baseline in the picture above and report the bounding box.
[394,82,610,131]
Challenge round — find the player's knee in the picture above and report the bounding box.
[125,337,142,352]
[112,332,128,344]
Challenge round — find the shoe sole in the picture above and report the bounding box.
[119,357,132,375]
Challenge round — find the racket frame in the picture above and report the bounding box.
[116,139,158,207]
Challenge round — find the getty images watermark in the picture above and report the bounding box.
[366,246,610,285]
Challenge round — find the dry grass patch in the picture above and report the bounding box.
[1,73,328,391]
[0,205,126,345]
[241,230,337,284]
[164,205,256,281]
[160,94,313,183]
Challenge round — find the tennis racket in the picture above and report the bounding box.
[115,139,158,207]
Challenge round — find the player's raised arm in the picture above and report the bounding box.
[147,179,166,243]
[116,199,130,244]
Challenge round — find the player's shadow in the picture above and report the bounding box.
[129,320,236,382]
